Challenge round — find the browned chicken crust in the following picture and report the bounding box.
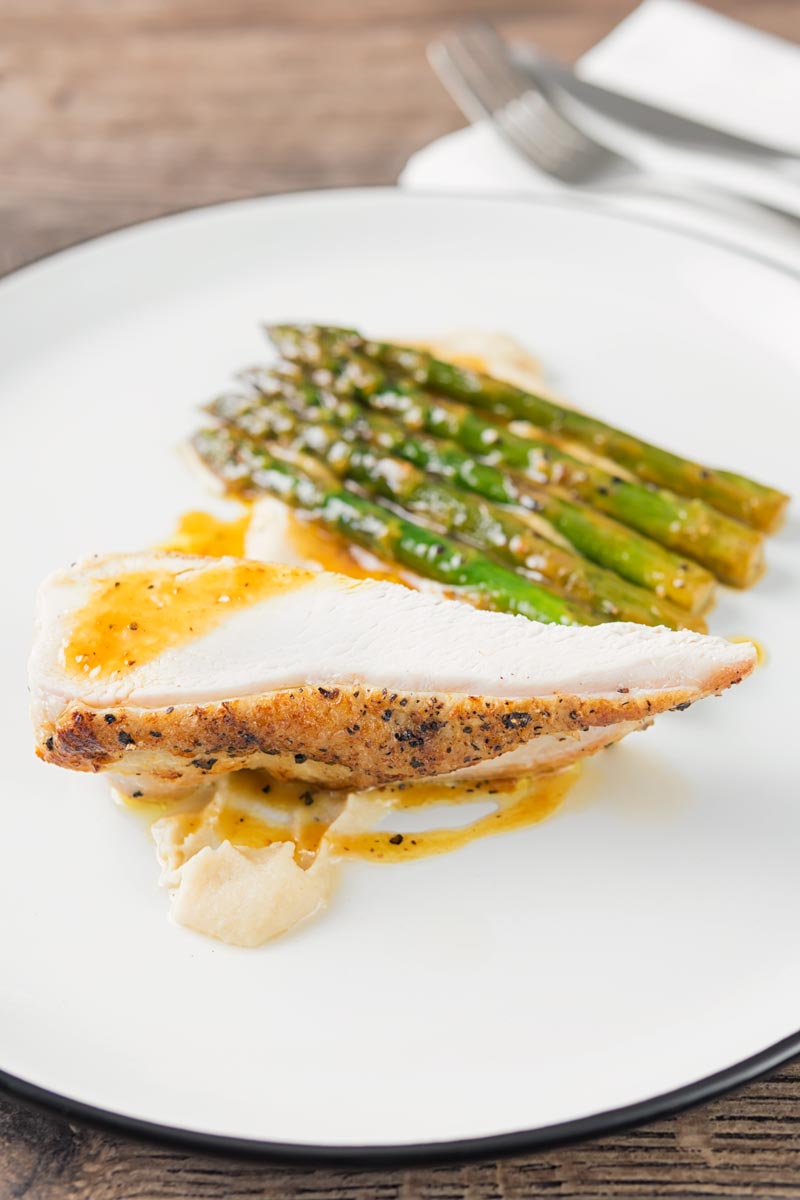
[37,660,749,791]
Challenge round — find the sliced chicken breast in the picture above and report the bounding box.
[29,552,755,789]
[243,499,651,781]
[443,720,649,781]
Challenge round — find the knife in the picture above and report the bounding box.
[515,45,800,170]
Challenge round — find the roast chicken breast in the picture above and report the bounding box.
[242,499,654,780]
[243,498,653,781]
[443,720,649,781]
[29,552,755,790]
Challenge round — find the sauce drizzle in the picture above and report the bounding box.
[160,509,251,557]
[138,767,578,869]
[330,769,576,861]
[64,561,313,679]
[285,511,409,585]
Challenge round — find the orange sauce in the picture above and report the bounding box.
[218,774,343,859]
[729,635,767,667]
[161,506,409,587]
[330,768,577,862]
[143,767,578,867]
[148,773,347,866]
[160,509,251,557]
[442,353,488,373]
[64,561,314,679]
[215,806,330,858]
[285,511,408,586]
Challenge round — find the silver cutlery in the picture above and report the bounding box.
[428,21,800,227]
[516,45,800,170]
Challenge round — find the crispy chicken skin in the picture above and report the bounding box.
[444,720,649,782]
[30,553,756,791]
[40,695,661,793]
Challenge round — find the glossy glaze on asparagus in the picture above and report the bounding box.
[207,393,703,630]
[266,326,765,588]
[269,324,788,533]
[213,375,716,613]
[192,426,597,626]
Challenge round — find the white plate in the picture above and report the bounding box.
[1,188,798,1162]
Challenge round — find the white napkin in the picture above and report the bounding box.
[401,0,800,273]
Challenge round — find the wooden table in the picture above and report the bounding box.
[2,1,799,1195]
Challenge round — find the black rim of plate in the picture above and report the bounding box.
[2,1035,800,1166]
[2,186,798,1164]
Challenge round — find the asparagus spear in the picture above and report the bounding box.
[266,327,765,589]
[269,324,789,533]
[192,425,598,626]
[222,372,716,613]
[394,437,716,613]
[277,415,705,630]
[210,390,702,627]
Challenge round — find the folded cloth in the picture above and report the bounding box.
[401,0,800,273]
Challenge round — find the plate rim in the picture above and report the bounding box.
[3,1033,799,1165]
[2,183,799,1162]
[2,183,798,293]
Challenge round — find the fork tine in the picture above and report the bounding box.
[434,33,522,122]
[428,39,546,167]
[460,22,634,180]
[456,23,598,156]
[456,21,531,98]
[431,24,624,184]
[426,41,494,128]
[431,22,785,218]
[433,35,565,169]
[438,26,598,172]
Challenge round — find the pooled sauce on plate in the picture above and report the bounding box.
[140,766,578,869]
[161,509,251,557]
[64,561,313,678]
[729,635,767,667]
[329,768,577,861]
[285,511,408,585]
[165,775,342,864]
[165,506,410,586]
[132,770,581,948]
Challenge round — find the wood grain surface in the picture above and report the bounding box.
[5,1064,800,1198]
[2,1,799,1196]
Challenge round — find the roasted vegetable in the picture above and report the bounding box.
[266,326,765,588]
[270,324,788,533]
[192,425,598,626]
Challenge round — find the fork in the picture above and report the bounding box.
[428,21,800,227]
